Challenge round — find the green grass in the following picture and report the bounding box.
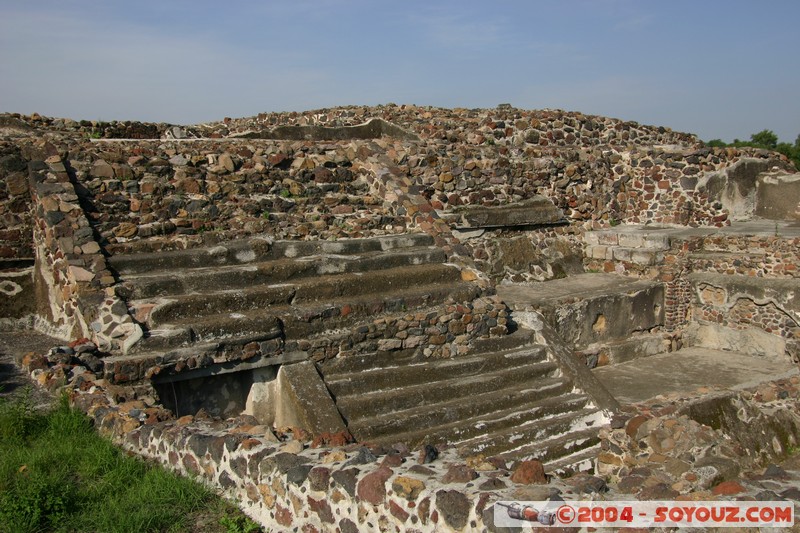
[0,389,263,533]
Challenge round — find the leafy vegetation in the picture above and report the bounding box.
[0,390,263,533]
[706,129,800,170]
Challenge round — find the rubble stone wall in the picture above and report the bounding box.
[64,381,520,533]
[294,297,509,364]
[0,141,34,259]
[28,155,140,350]
[585,230,800,354]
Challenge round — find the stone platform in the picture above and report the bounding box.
[594,347,799,404]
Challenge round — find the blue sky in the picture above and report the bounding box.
[1,0,798,142]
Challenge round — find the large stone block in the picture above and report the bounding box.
[756,172,800,220]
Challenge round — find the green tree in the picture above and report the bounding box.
[750,129,778,149]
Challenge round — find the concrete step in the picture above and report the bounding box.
[134,262,461,326]
[334,360,559,421]
[325,345,548,398]
[110,233,435,276]
[457,408,602,458]
[355,389,586,445]
[121,245,447,299]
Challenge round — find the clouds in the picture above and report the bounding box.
[0,1,798,140]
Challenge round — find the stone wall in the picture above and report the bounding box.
[0,141,34,260]
[18,358,553,533]
[28,154,141,350]
[584,227,800,357]
[105,296,508,385]
[63,139,407,254]
[294,296,509,363]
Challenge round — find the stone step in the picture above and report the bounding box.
[325,345,548,398]
[135,262,462,326]
[354,389,586,445]
[334,360,559,421]
[497,274,664,350]
[110,233,435,276]
[496,425,602,466]
[129,314,284,354]
[544,443,601,475]
[585,245,665,266]
[584,229,670,250]
[122,246,447,299]
[457,408,601,458]
[319,329,538,377]
[130,281,480,353]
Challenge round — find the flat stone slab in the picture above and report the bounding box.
[498,273,660,306]
[589,220,800,240]
[593,347,798,404]
[440,196,563,229]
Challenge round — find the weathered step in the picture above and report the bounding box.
[102,340,305,384]
[496,425,602,466]
[130,281,480,353]
[136,262,461,326]
[355,388,586,445]
[110,233,435,275]
[281,282,481,341]
[586,246,665,266]
[334,360,559,421]
[497,274,664,349]
[136,285,296,327]
[584,228,670,249]
[457,408,601,458]
[121,246,447,299]
[319,329,538,378]
[129,315,283,354]
[325,345,548,398]
[543,443,601,475]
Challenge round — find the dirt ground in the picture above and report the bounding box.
[0,330,60,407]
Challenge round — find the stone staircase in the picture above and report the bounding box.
[317,331,605,473]
[104,232,613,471]
[105,233,480,382]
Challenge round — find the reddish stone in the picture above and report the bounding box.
[268,153,287,166]
[389,500,409,523]
[510,459,547,484]
[417,496,431,524]
[381,454,404,468]
[625,414,649,438]
[356,466,392,505]
[241,438,262,450]
[442,464,478,484]
[181,454,200,474]
[712,480,745,495]
[69,337,92,348]
[308,496,334,524]
[275,504,293,527]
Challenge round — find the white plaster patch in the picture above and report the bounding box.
[321,242,345,254]
[235,249,256,263]
[0,280,22,296]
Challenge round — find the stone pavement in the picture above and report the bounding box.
[593,347,799,404]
